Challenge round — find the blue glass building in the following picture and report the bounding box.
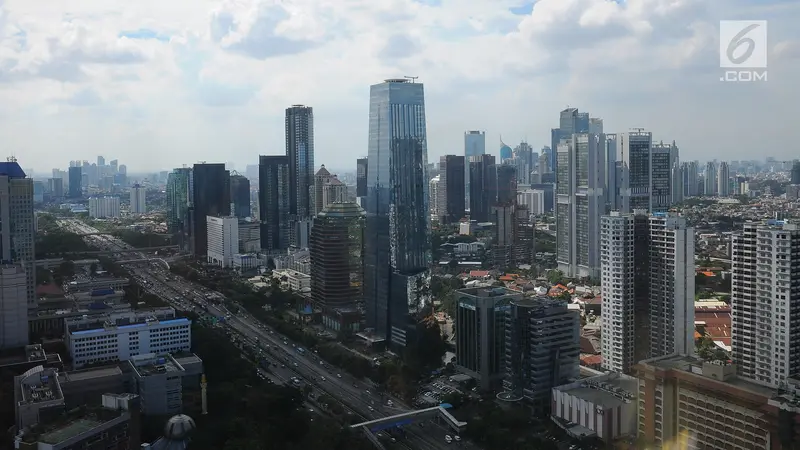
[363,79,431,348]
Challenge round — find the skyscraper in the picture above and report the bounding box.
[555,133,606,279]
[97,156,105,167]
[68,166,82,198]
[469,155,496,223]
[792,161,800,185]
[310,202,365,311]
[651,140,679,212]
[286,105,315,220]
[439,155,465,224]
[166,168,193,250]
[683,161,699,197]
[704,161,717,196]
[617,129,653,212]
[191,164,230,258]
[464,131,486,205]
[356,157,368,198]
[129,184,146,215]
[495,164,517,206]
[229,174,251,218]
[731,221,800,388]
[717,161,731,197]
[259,156,290,253]
[364,78,430,348]
[0,161,35,316]
[600,211,695,373]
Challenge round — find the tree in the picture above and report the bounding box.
[546,269,564,285]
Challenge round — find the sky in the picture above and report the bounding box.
[1,0,799,175]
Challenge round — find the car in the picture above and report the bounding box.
[368,406,374,411]
[337,373,342,378]
[321,376,326,381]
[445,435,452,444]
[454,436,461,442]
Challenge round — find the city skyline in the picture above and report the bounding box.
[1,1,798,172]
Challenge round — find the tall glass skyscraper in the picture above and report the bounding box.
[286,105,315,220]
[364,78,430,348]
[166,168,193,250]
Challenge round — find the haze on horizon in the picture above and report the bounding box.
[1,0,799,173]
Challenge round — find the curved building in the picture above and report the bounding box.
[310,202,366,311]
[500,138,513,161]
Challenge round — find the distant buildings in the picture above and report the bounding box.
[129,183,146,214]
[464,131,486,206]
[88,196,121,218]
[206,216,239,268]
[230,174,251,219]
[468,154,496,223]
[68,166,82,198]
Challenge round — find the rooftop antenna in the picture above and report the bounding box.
[7,155,17,162]
[404,76,418,83]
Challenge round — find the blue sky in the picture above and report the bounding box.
[0,0,798,174]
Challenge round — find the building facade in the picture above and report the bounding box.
[129,184,146,215]
[617,130,653,213]
[206,216,239,268]
[356,157,368,198]
[68,166,82,198]
[230,174,251,218]
[88,196,121,218]
[464,131,486,206]
[258,155,290,253]
[191,163,230,258]
[363,78,430,348]
[469,154,496,223]
[0,265,28,348]
[286,105,315,220]
[440,155,465,224]
[0,162,35,314]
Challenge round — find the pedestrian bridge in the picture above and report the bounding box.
[350,403,467,433]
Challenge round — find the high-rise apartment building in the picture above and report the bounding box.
[88,196,121,218]
[191,163,230,258]
[717,161,731,197]
[651,141,679,212]
[600,211,695,373]
[310,202,365,311]
[464,131,486,205]
[364,78,430,348]
[704,161,717,196]
[356,157,368,198]
[206,216,239,268]
[68,166,82,198]
[469,155,496,223]
[258,156,290,253]
[555,133,606,279]
[514,205,535,265]
[429,175,443,220]
[683,160,699,197]
[731,221,800,388]
[439,155,465,224]
[286,105,315,220]
[129,184,146,215]
[503,297,580,414]
[229,174,251,218]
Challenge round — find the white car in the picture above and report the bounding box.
[445,435,452,444]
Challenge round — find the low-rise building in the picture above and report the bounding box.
[272,269,311,293]
[551,372,638,442]
[129,353,204,415]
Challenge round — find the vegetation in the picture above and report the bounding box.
[431,275,465,318]
[458,402,563,450]
[143,322,372,450]
[696,336,729,362]
[535,232,556,254]
[546,269,566,285]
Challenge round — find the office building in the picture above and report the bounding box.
[65,307,191,368]
[191,163,230,258]
[88,196,120,218]
[603,134,618,211]
[491,204,515,269]
[230,174,251,218]
[731,221,800,388]
[672,159,684,204]
[792,161,800,185]
[129,353,204,415]
[704,161,717,196]
[0,161,35,314]
[556,133,606,279]
[356,157,368,198]
[600,211,695,373]
[258,155,290,253]
[129,183,146,215]
[166,168,193,235]
[464,131,486,205]
[313,165,347,216]
[68,166,82,198]
[292,218,313,250]
[0,265,28,348]
[206,216,239,268]
[683,160,700,197]
[310,202,365,311]
[617,130,654,212]
[286,105,315,220]
[718,161,731,197]
[650,140,679,212]
[495,164,517,206]
[238,219,261,253]
[439,155,465,223]
[499,140,512,161]
[634,355,796,450]
[502,296,580,413]
[514,205,534,265]
[429,175,442,220]
[454,287,521,391]
[469,154,496,223]
[364,78,430,348]
[47,178,63,200]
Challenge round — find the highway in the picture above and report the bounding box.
[58,219,470,450]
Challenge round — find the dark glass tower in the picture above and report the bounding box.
[356,157,368,197]
[259,155,290,253]
[68,166,82,198]
[496,164,517,206]
[440,155,465,224]
[166,168,193,250]
[364,78,430,348]
[229,174,251,218]
[191,163,230,258]
[469,155,496,223]
[286,105,315,219]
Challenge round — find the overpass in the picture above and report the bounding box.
[116,257,172,270]
[350,404,466,434]
[64,246,179,256]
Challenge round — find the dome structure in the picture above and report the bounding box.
[163,414,196,440]
[499,137,513,161]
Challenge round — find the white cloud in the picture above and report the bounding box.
[0,0,797,174]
